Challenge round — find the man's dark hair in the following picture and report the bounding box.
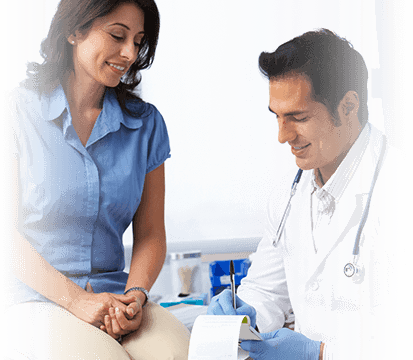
[259,29,368,126]
[22,0,160,113]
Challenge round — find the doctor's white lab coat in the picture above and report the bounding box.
[237,124,410,359]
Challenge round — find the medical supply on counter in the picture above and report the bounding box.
[273,134,387,280]
[159,293,208,308]
[209,259,251,298]
[170,251,203,296]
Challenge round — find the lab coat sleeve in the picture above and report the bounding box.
[324,148,406,360]
[361,153,411,360]
[237,188,293,333]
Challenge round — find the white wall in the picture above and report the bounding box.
[9,0,397,250]
[132,0,384,246]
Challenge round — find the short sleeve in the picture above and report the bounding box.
[145,105,171,173]
[6,91,21,158]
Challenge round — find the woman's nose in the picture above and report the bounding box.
[278,119,297,144]
[120,41,136,62]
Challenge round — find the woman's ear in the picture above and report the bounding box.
[67,34,76,45]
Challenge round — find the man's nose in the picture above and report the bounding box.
[278,119,297,144]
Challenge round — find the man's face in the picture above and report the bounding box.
[269,73,354,179]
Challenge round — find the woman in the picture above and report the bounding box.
[7,0,190,358]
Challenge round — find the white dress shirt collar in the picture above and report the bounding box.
[311,123,371,205]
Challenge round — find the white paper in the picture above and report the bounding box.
[188,315,255,360]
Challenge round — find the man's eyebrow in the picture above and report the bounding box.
[268,106,307,117]
[108,23,145,34]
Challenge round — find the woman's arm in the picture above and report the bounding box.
[126,163,167,304]
[103,163,167,336]
[11,157,137,337]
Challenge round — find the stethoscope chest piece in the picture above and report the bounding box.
[344,260,364,283]
[344,263,356,277]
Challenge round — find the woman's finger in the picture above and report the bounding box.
[125,301,139,319]
[115,306,141,332]
[115,307,130,330]
[104,314,118,339]
[113,293,138,304]
[109,307,122,334]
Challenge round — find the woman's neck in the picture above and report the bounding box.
[63,71,106,114]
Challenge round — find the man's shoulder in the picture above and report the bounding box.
[370,124,404,170]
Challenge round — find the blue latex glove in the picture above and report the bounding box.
[240,328,321,360]
[207,289,257,328]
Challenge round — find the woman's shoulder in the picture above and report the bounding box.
[115,94,166,131]
[8,86,41,107]
[123,97,162,120]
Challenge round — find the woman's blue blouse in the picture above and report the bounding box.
[9,85,170,304]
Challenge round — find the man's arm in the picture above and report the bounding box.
[237,189,293,332]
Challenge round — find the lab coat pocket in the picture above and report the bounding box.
[331,272,362,313]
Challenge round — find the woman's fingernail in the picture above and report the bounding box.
[115,307,119,313]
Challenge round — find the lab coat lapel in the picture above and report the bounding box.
[304,130,381,286]
[304,191,367,289]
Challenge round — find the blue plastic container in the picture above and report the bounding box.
[209,259,251,298]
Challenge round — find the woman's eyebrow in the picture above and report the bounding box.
[108,23,145,34]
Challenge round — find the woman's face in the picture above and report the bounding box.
[69,3,145,88]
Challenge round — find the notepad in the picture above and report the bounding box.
[188,315,262,360]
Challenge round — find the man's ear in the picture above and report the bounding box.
[344,102,355,116]
[339,91,360,118]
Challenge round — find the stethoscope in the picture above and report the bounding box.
[273,134,387,279]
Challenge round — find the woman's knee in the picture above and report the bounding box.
[122,301,190,360]
[6,302,131,360]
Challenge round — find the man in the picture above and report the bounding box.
[208,29,407,359]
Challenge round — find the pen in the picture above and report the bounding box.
[230,260,236,309]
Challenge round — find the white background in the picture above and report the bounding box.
[2,0,413,359]
[5,0,410,250]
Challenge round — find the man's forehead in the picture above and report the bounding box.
[269,73,312,94]
[269,75,313,114]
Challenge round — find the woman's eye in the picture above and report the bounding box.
[134,42,141,47]
[111,34,123,41]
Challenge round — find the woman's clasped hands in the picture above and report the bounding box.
[66,283,143,340]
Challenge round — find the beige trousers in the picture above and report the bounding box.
[5,301,190,360]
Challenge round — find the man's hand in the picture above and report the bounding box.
[207,289,257,328]
[240,328,322,360]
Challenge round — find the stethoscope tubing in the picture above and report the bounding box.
[351,135,387,257]
[275,169,303,244]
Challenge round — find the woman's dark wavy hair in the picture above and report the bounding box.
[22,0,160,112]
[259,29,368,126]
